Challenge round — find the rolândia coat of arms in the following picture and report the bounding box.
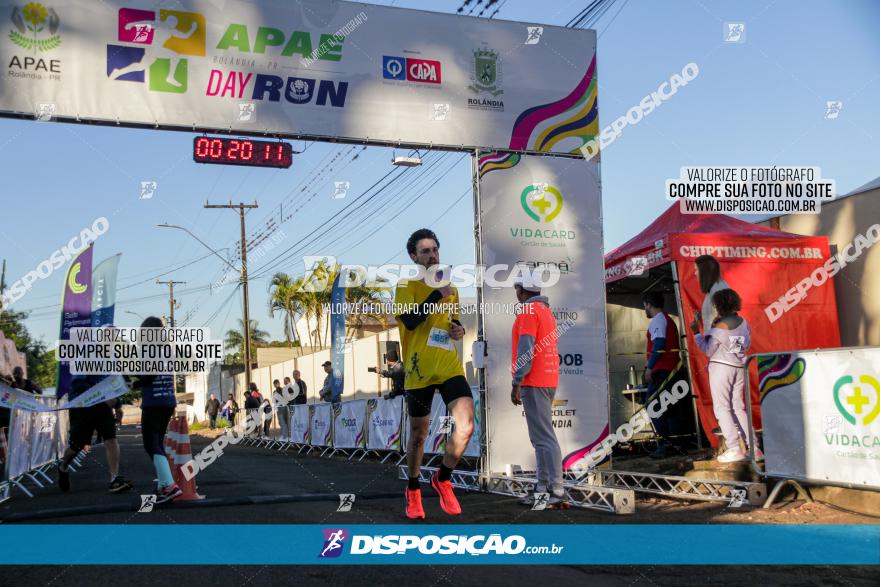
[469,48,503,97]
[10,2,61,52]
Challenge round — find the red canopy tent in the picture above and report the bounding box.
[605,203,841,448]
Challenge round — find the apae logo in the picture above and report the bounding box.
[9,2,60,52]
[833,374,880,426]
[8,3,62,80]
[106,7,206,94]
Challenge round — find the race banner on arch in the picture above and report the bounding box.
[478,152,608,474]
[0,0,597,154]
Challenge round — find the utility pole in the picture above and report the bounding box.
[205,201,258,387]
[156,279,185,328]
[157,279,184,394]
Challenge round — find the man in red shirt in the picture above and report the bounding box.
[642,291,682,459]
[510,275,563,506]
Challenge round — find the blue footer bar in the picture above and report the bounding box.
[1,525,878,565]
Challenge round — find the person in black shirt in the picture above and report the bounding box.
[205,393,221,429]
[292,370,307,405]
[382,356,405,400]
[12,366,41,395]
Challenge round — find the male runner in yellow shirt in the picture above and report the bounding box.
[396,228,474,519]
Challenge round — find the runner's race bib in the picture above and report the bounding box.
[427,327,452,351]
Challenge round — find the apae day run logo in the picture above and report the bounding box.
[9,2,60,52]
[833,374,880,426]
[467,46,503,111]
[106,7,206,93]
[510,183,575,248]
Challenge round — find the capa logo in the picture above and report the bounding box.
[383,55,441,84]
[319,528,348,558]
[833,374,880,426]
[521,183,563,223]
[106,7,206,94]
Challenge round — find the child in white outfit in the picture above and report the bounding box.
[690,288,762,463]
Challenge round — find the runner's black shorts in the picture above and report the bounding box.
[68,403,116,451]
[405,375,472,418]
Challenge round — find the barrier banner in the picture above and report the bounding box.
[290,404,311,444]
[478,153,608,473]
[0,376,128,412]
[333,399,366,449]
[464,386,481,458]
[29,410,58,471]
[366,397,403,451]
[311,403,333,447]
[4,408,31,480]
[757,347,880,489]
[0,0,597,155]
[425,394,447,455]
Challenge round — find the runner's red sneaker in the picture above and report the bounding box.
[405,488,426,519]
[431,472,462,515]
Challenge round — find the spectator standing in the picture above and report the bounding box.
[292,370,307,404]
[691,288,762,463]
[205,393,221,429]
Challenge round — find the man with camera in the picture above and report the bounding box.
[370,352,405,400]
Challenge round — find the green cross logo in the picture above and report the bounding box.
[833,374,880,426]
[521,183,563,223]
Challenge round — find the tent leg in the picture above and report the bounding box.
[671,261,702,451]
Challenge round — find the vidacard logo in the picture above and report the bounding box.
[106,7,206,94]
[521,183,563,223]
[833,374,880,426]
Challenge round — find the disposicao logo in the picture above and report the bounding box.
[319,528,348,558]
[833,374,880,426]
[521,183,563,223]
[106,7,206,93]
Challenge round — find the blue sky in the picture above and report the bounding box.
[1,0,878,346]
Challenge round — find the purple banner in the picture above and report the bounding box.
[57,245,93,398]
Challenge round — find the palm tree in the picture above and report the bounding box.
[298,259,336,348]
[224,318,269,363]
[344,269,393,338]
[268,272,302,351]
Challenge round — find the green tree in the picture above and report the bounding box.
[0,307,56,388]
[268,272,303,351]
[224,318,269,364]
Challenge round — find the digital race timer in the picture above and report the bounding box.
[193,136,293,168]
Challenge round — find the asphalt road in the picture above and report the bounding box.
[1,425,875,586]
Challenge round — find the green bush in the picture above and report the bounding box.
[189,420,205,431]
[216,417,230,429]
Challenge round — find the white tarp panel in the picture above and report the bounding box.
[478,152,608,474]
[758,347,880,489]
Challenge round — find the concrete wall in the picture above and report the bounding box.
[762,187,880,346]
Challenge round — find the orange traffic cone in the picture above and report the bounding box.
[163,416,205,501]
